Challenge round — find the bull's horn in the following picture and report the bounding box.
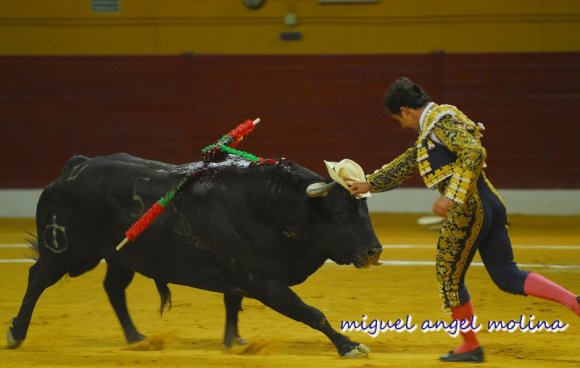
[306,181,336,197]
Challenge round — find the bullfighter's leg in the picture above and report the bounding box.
[103,261,145,343]
[7,261,66,348]
[223,294,247,348]
[241,276,369,357]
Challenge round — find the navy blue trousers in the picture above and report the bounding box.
[456,176,530,305]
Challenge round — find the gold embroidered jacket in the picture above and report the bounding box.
[366,104,486,203]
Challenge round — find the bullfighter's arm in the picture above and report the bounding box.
[366,146,418,192]
[431,117,485,204]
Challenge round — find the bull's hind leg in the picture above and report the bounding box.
[223,294,247,348]
[7,261,66,348]
[103,261,145,343]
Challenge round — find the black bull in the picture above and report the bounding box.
[7,153,382,357]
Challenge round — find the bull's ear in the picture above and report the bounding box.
[306,181,336,197]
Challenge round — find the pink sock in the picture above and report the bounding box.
[451,300,480,354]
[524,272,580,316]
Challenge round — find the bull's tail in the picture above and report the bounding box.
[154,280,172,317]
[25,232,40,261]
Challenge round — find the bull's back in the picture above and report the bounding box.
[36,154,242,288]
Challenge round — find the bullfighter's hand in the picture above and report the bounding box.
[432,195,454,218]
[348,181,370,196]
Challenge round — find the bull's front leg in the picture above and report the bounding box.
[240,276,369,357]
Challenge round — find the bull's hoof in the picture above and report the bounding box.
[126,332,146,344]
[7,326,23,349]
[340,343,370,358]
[224,336,248,349]
[232,336,248,345]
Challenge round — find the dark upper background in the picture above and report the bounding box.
[1,1,579,189]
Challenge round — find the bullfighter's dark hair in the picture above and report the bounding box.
[383,77,432,115]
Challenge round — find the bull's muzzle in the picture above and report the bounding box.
[354,246,383,268]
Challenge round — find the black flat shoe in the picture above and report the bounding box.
[440,346,484,363]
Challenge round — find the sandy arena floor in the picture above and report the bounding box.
[1,214,579,368]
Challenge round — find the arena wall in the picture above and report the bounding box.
[2,53,579,190]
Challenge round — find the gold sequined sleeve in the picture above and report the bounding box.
[366,146,418,192]
[431,117,485,203]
